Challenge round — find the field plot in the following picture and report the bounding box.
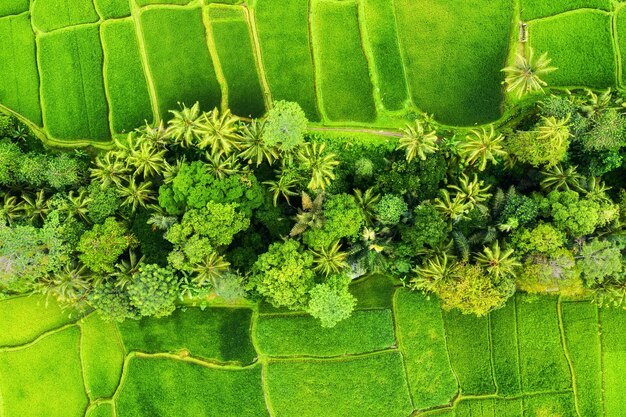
[116,356,268,417]
[600,306,626,417]
[522,392,577,417]
[521,0,611,20]
[31,0,99,32]
[0,326,87,417]
[349,273,396,309]
[615,6,626,86]
[136,0,191,6]
[81,313,125,399]
[207,5,266,118]
[528,10,616,88]
[360,0,408,111]
[0,294,76,347]
[94,0,131,19]
[560,301,603,417]
[118,307,256,364]
[255,309,395,357]
[454,398,523,417]
[394,290,457,409]
[37,26,111,141]
[394,0,513,126]
[490,299,521,396]
[310,0,376,123]
[100,19,153,134]
[255,0,319,120]
[139,6,221,120]
[266,352,413,417]
[516,295,571,392]
[86,402,114,417]
[0,0,28,17]
[443,310,496,395]
[0,14,42,125]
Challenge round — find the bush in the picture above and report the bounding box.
[375,194,407,226]
[127,264,179,317]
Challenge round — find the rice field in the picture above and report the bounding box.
[1,0,622,145]
[0,275,622,416]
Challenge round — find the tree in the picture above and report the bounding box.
[375,194,407,226]
[262,101,307,150]
[46,153,82,189]
[538,115,571,149]
[577,238,623,286]
[87,183,120,224]
[264,166,299,206]
[474,242,521,280]
[18,190,50,224]
[249,239,315,309]
[540,164,583,192]
[459,125,507,171]
[290,192,325,237]
[126,138,167,178]
[127,264,179,317]
[502,48,556,98]
[60,190,91,223]
[303,193,365,249]
[507,118,570,167]
[90,152,128,188]
[309,240,349,276]
[448,173,492,208]
[197,108,241,156]
[89,279,138,322]
[166,102,204,147]
[307,283,356,328]
[353,188,380,226]
[36,261,92,309]
[397,120,438,162]
[238,119,280,166]
[398,204,448,255]
[433,189,471,223]
[117,176,155,212]
[297,142,339,191]
[78,217,131,274]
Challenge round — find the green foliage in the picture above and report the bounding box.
[507,127,569,168]
[377,154,446,200]
[577,239,623,286]
[78,217,130,274]
[89,279,138,322]
[307,283,356,328]
[249,239,315,309]
[511,223,566,256]
[375,194,407,226]
[127,264,179,318]
[87,183,120,224]
[547,190,605,237]
[303,193,364,249]
[354,157,374,177]
[581,109,626,152]
[263,100,307,150]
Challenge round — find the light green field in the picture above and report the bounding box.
[31,0,99,32]
[489,299,522,396]
[521,0,611,20]
[94,0,131,19]
[0,0,28,17]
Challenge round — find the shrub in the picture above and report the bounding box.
[375,194,407,226]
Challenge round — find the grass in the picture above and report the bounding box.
[521,0,611,20]
[255,309,395,356]
[116,356,268,416]
[490,298,521,396]
[393,290,457,409]
[349,273,397,309]
[136,0,190,6]
[522,392,578,417]
[528,10,616,88]
[0,0,28,17]
[0,326,87,417]
[310,0,377,123]
[0,295,76,346]
[117,307,256,364]
[100,19,153,134]
[599,306,626,417]
[94,0,131,19]
[37,25,111,141]
[207,6,266,118]
[516,295,571,392]
[139,6,221,120]
[615,6,626,86]
[86,402,113,417]
[560,301,603,417]
[80,313,125,399]
[360,0,408,111]
[255,0,319,120]
[31,0,99,32]
[443,309,496,395]
[266,351,413,417]
[393,0,513,126]
[0,13,42,125]
[455,398,523,416]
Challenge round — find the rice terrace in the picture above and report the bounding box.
[2,0,626,416]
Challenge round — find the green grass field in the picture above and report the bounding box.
[31,0,99,33]
[521,0,611,20]
[94,0,131,19]
[0,14,42,125]
[0,285,623,416]
[207,5,266,118]
[310,1,376,123]
[0,0,28,17]
[101,19,153,134]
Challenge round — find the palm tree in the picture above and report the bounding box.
[192,252,231,287]
[90,152,129,188]
[448,173,492,208]
[112,133,140,160]
[502,48,556,98]
[433,189,471,223]
[397,120,438,162]
[162,157,185,185]
[137,120,170,149]
[111,250,145,289]
[146,206,177,232]
[353,188,381,226]
[204,152,245,180]
[290,191,325,236]
[585,176,612,202]
[537,115,571,148]
[18,190,50,223]
[309,241,349,276]
[411,253,456,291]
[197,108,241,156]
[459,125,507,171]
[475,241,521,280]
[127,139,167,178]
[61,190,91,223]
[238,119,279,166]
[540,164,583,192]
[0,193,21,225]
[167,102,204,147]
[297,142,339,191]
[117,176,155,212]
[37,262,92,308]
[264,167,299,206]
